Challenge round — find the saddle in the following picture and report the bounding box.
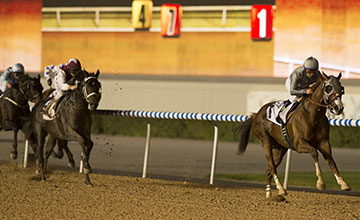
[266,99,299,126]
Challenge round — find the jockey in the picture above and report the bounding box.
[285,56,321,105]
[0,63,25,96]
[277,57,322,124]
[42,58,82,119]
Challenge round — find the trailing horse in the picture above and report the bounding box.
[31,70,101,184]
[235,72,350,198]
[0,74,43,159]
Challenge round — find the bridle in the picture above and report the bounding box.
[308,79,343,109]
[82,76,101,103]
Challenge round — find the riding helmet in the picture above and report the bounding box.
[66,58,82,72]
[303,56,319,70]
[12,63,25,73]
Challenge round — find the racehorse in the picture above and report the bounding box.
[235,72,350,198]
[31,70,101,184]
[0,74,43,160]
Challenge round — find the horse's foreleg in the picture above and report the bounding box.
[51,140,64,159]
[296,139,326,190]
[77,136,93,185]
[319,141,351,191]
[311,150,326,191]
[10,129,18,160]
[35,131,46,181]
[59,140,75,168]
[44,135,57,173]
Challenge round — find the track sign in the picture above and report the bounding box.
[251,5,273,40]
[132,0,153,30]
[160,4,182,37]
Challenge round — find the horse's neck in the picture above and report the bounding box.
[303,81,326,118]
[68,88,88,109]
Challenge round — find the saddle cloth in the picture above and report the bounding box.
[266,100,295,126]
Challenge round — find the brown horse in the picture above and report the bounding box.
[235,72,350,198]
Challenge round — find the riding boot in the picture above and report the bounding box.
[41,98,56,120]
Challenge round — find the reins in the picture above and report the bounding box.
[308,81,328,108]
[3,81,30,108]
[4,97,29,108]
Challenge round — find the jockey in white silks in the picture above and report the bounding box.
[0,63,25,96]
[42,58,82,120]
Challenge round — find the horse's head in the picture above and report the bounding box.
[321,72,344,115]
[81,69,102,110]
[19,74,44,103]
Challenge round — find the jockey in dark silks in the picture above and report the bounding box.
[277,57,322,124]
[42,58,83,120]
[0,63,25,96]
[285,56,322,105]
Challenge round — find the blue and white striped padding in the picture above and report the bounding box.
[95,110,360,127]
[95,110,249,122]
[328,118,360,127]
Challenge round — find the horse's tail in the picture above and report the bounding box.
[234,115,254,155]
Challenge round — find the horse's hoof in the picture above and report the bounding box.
[83,168,91,174]
[278,189,287,196]
[341,184,351,191]
[85,180,93,185]
[68,160,75,168]
[316,181,326,191]
[9,153,17,160]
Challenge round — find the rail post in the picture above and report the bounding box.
[210,124,219,185]
[142,121,152,178]
[283,149,292,190]
[23,140,29,168]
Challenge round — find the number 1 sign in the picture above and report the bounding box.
[251,5,273,40]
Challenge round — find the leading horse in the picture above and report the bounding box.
[0,74,43,160]
[235,72,350,198]
[30,70,101,184]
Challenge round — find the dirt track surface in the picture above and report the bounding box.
[1,163,359,220]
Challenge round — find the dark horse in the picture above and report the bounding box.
[235,72,350,198]
[0,74,43,159]
[31,70,101,184]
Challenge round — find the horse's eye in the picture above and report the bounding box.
[340,86,345,95]
[325,85,332,94]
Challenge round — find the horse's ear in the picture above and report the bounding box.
[337,72,342,80]
[37,74,41,80]
[322,71,329,80]
[96,69,100,78]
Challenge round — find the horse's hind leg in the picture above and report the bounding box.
[262,141,287,198]
[319,140,351,191]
